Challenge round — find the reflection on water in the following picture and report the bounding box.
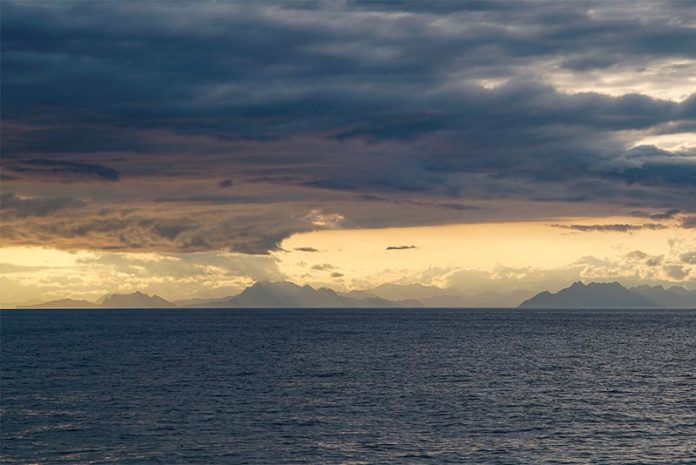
[2,308,696,464]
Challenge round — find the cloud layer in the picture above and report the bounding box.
[1,0,695,253]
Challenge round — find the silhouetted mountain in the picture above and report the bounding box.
[20,281,694,310]
[99,291,175,308]
[19,292,174,309]
[205,282,538,308]
[343,283,533,307]
[18,298,97,309]
[186,281,421,308]
[518,281,696,308]
[631,285,696,308]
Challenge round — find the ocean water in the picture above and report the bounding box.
[1,308,695,464]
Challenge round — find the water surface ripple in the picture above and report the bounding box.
[2,308,695,464]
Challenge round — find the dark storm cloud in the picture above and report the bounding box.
[0,205,316,255]
[630,208,681,220]
[5,159,121,182]
[2,0,695,253]
[681,217,696,229]
[0,192,86,218]
[151,218,199,241]
[552,223,668,233]
[155,195,272,204]
[295,247,319,253]
[437,203,480,212]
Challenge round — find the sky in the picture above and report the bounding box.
[1,0,695,306]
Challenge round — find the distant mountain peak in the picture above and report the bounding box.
[19,280,694,310]
[18,291,176,309]
[100,291,175,308]
[17,298,96,309]
[184,281,419,308]
[520,281,695,309]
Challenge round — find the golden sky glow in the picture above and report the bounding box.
[2,217,694,307]
[278,218,695,289]
[2,1,695,306]
[282,218,670,271]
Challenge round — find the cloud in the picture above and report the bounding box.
[551,223,668,232]
[626,250,664,267]
[311,263,336,271]
[631,208,681,220]
[443,251,695,295]
[0,263,52,274]
[681,252,696,265]
[295,247,319,252]
[1,192,86,218]
[0,249,287,306]
[0,204,317,254]
[681,216,696,228]
[150,218,199,241]
[386,245,418,251]
[330,272,344,278]
[437,203,480,211]
[6,159,121,182]
[663,264,688,280]
[625,250,649,260]
[1,0,695,253]
[76,251,284,283]
[305,210,348,228]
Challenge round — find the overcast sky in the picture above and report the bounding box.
[1,0,695,305]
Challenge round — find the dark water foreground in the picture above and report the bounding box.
[2,308,695,464]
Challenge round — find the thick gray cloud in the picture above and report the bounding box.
[295,247,319,253]
[1,0,695,253]
[682,216,696,229]
[3,158,120,182]
[1,192,86,218]
[631,208,681,220]
[0,203,318,254]
[552,223,668,232]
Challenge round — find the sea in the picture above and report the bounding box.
[1,308,695,464]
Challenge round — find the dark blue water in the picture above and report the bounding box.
[2,309,696,464]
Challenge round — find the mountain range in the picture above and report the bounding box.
[519,282,696,308]
[18,291,175,309]
[184,281,421,308]
[15,281,696,309]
